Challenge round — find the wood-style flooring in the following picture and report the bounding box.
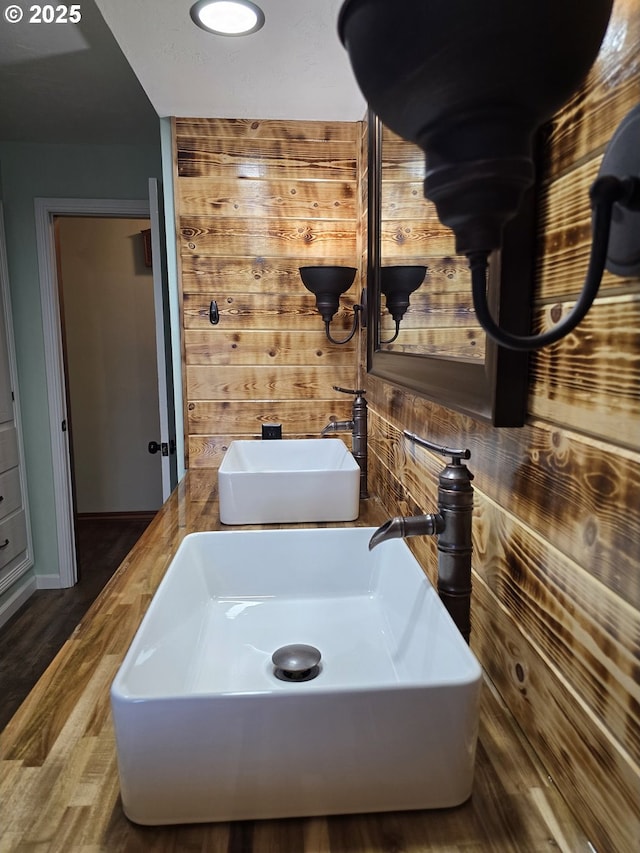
[0,515,152,732]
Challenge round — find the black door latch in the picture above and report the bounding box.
[148,441,169,456]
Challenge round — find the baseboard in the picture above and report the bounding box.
[75,511,158,522]
[36,573,68,590]
[0,573,37,630]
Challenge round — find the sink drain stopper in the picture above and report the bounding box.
[272,643,321,682]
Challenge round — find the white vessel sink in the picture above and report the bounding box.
[110,528,482,825]
[217,438,360,524]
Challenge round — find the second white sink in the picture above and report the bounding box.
[218,438,360,524]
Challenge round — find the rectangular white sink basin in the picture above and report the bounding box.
[217,438,360,524]
[111,528,482,825]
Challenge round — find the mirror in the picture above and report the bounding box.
[367,111,536,426]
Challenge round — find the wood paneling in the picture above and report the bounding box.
[175,118,360,468]
[182,292,358,331]
[366,391,640,852]
[368,374,640,615]
[188,433,351,470]
[178,178,358,220]
[536,156,640,301]
[180,255,357,294]
[363,1,640,847]
[177,137,358,180]
[369,407,640,766]
[176,117,360,142]
[186,365,348,401]
[378,327,485,360]
[382,180,433,220]
[377,124,483,355]
[187,400,353,435]
[381,288,478,325]
[530,294,640,447]
[541,0,640,181]
[180,216,357,258]
[184,330,355,366]
[380,219,457,258]
[472,575,640,853]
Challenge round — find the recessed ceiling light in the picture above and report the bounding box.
[190,0,265,36]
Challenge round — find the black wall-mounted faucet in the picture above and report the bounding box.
[321,386,368,499]
[369,431,474,642]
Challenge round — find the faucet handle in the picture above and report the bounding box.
[403,430,470,465]
[333,385,366,396]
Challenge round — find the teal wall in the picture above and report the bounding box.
[0,137,162,596]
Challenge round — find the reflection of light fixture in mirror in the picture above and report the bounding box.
[190,0,265,35]
[300,266,364,345]
[339,0,640,351]
[379,265,426,344]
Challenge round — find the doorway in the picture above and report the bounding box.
[35,196,176,589]
[55,216,163,541]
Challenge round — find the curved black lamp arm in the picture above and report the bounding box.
[468,175,640,351]
[379,318,401,344]
[324,304,363,345]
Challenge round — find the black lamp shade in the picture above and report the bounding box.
[339,0,613,255]
[300,266,357,323]
[380,266,426,322]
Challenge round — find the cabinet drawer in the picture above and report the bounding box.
[0,466,21,521]
[0,425,18,473]
[0,510,27,571]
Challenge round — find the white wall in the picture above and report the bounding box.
[57,216,163,514]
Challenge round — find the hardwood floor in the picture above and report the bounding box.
[0,515,152,732]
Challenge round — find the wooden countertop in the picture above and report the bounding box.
[0,472,591,851]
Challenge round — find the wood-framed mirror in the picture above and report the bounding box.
[366,110,536,427]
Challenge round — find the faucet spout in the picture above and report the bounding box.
[369,513,444,550]
[321,420,354,435]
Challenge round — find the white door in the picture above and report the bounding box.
[56,215,163,515]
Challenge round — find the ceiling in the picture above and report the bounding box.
[0,0,365,146]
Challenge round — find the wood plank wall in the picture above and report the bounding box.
[364,2,640,850]
[379,128,484,360]
[174,118,362,468]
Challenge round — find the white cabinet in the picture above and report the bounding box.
[0,203,33,615]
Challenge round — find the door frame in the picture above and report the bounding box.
[35,197,158,588]
[148,178,178,498]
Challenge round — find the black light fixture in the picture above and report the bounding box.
[379,265,426,344]
[299,266,364,345]
[338,0,640,351]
